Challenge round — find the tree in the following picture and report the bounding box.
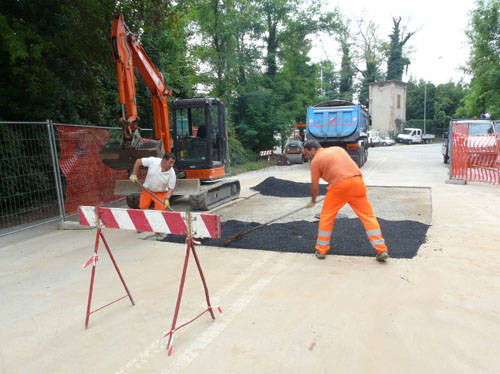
[385,17,415,81]
[319,60,339,99]
[336,19,355,101]
[462,0,500,118]
[0,0,118,123]
[355,19,384,107]
[433,81,468,128]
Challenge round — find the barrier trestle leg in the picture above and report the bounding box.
[163,212,218,356]
[84,208,135,329]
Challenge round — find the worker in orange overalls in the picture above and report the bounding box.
[129,153,176,210]
[304,140,389,262]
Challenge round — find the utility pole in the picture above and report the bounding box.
[424,82,427,134]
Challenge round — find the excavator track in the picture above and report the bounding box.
[189,179,241,211]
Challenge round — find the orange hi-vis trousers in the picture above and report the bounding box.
[139,189,167,210]
[316,176,388,255]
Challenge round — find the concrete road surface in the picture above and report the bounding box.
[1,144,499,373]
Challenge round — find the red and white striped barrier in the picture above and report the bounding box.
[451,123,499,185]
[79,206,221,239]
[259,150,272,156]
[80,205,221,354]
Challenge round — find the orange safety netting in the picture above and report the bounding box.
[451,123,500,185]
[56,125,128,214]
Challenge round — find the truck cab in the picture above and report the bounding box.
[442,119,496,164]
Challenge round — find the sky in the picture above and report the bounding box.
[309,0,477,85]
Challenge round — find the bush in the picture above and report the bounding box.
[228,135,256,166]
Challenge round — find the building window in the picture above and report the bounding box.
[397,94,401,109]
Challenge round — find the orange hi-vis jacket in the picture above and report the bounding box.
[311,147,388,255]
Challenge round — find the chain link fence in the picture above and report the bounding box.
[0,121,153,237]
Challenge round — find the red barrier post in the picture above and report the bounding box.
[84,207,135,329]
[164,211,217,356]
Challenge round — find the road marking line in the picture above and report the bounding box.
[164,256,291,373]
[114,251,276,374]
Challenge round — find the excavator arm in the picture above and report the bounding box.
[108,14,240,210]
[111,14,172,152]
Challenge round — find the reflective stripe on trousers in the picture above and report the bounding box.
[315,176,388,255]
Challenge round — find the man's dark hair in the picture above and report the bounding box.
[163,152,176,161]
[304,140,321,150]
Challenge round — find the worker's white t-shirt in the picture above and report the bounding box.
[142,157,176,192]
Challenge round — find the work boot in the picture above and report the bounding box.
[376,251,389,262]
[315,250,326,260]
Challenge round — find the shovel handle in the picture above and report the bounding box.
[224,196,325,246]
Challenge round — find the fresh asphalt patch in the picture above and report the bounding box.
[160,177,431,259]
[251,176,328,197]
[160,218,429,259]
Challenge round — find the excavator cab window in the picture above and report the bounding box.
[174,105,208,162]
[172,98,226,173]
[209,102,223,164]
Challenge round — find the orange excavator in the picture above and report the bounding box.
[100,14,240,210]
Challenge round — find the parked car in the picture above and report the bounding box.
[442,119,496,164]
[380,137,395,146]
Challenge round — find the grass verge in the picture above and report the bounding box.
[230,159,276,175]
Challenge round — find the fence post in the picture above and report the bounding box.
[46,120,65,221]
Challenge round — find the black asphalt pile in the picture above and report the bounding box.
[161,218,429,259]
[251,177,327,197]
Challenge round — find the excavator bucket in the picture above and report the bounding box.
[100,140,164,170]
[114,178,201,196]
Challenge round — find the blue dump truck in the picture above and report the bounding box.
[306,100,370,167]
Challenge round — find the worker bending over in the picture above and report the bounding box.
[129,153,176,210]
[304,140,389,262]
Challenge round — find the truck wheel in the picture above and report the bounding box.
[352,155,362,167]
[408,140,412,145]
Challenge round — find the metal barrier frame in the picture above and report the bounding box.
[0,120,154,237]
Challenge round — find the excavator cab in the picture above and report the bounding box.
[172,98,228,181]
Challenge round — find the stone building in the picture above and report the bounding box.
[368,80,407,136]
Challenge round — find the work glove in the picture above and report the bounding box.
[129,174,138,183]
[163,199,170,209]
[305,200,315,208]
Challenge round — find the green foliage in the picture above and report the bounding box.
[228,134,256,166]
[406,79,468,131]
[319,60,339,99]
[1,0,498,171]
[462,0,500,118]
[385,17,414,81]
[356,20,384,107]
